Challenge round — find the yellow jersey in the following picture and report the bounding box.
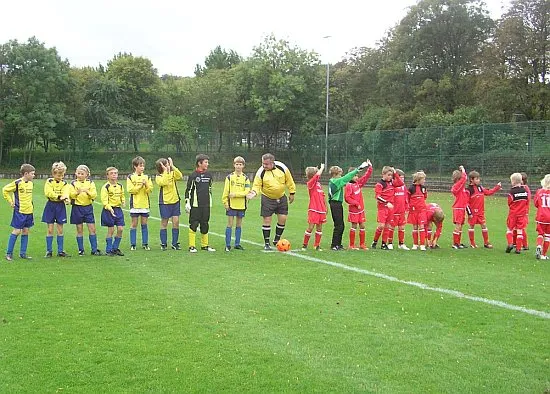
[155,166,183,205]
[44,178,70,202]
[2,178,34,214]
[127,173,153,210]
[252,161,296,200]
[69,179,97,206]
[222,172,251,210]
[101,182,125,210]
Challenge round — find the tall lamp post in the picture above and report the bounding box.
[323,35,331,168]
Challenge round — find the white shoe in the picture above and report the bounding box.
[201,246,216,252]
[387,243,394,250]
[540,255,549,260]
[398,244,410,251]
[411,245,418,250]
[420,245,427,251]
[536,245,542,259]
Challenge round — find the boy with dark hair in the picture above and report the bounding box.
[127,156,153,251]
[451,165,470,249]
[185,154,215,252]
[101,167,125,256]
[3,164,36,261]
[155,157,183,250]
[466,170,501,248]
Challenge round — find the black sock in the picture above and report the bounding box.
[262,225,271,245]
[274,223,285,242]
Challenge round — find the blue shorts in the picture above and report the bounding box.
[226,209,246,218]
[42,201,67,224]
[130,212,150,218]
[159,203,180,219]
[70,205,96,224]
[101,207,125,227]
[11,211,34,229]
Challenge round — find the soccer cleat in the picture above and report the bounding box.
[264,244,272,251]
[5,254,13,262]
[432,244,440,249]
[470,244,478,249]
[535,245,542,260]
[302,244,307,251]
[540,255,549,260]
[142,244,151,251]
[171,243,182,251]
[234,245,244,250]
[189,246,198,253]
[411,245,419,250]
[419,245,427,251]
[160,244,168,251]
[459,244,467,249]
[337,245,346,250]
[331,246,340,251]
[484,243,493,249]
[225,246,231,252]
[515,248,521,254]
[348,244,359,250]
[130,245,136,251]
[452,244,461,250]
[57,251,70,258]
[201,246,216,252]
[78,250,85,256]
[105,251,116,257]
[359,244,368,250]
[398,244,410,251]
[19,254,32,260]
[315,246,323,251]
[91,250,102,256]
[387,243,394,250]
[522,246,529,251]
[380,243,389,250]
[371,241,377,249]
[505,245,514,253]
[272,240,279,247]
[113,249,124,256]
[45,251,53,258]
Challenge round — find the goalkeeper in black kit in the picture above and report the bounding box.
[185,154,216,253]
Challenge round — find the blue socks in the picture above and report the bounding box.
[141,224,148,245]
[89,234,98,252]
[57,235,64,253]
[106,237,113,253]
[160,229,167,245]
[225,227,232,247]
[6,233,18,255]
[20,234,29,256]
[46,235,53,253]
[113,236,122,250]
[130,228,137,246]
[235,227,242,246]
[77,236,84,252]
[172,228,179,246]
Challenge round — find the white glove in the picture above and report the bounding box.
[185,201,191,213]
[358,161,368,170]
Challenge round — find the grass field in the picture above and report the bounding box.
[1,179,549,393]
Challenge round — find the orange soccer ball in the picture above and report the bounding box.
[276,239,291,252]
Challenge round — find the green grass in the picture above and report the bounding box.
[0,180,549,392]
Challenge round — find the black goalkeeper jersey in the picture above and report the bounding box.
[185,170,212,208]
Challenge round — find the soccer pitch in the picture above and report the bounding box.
[1,180,548,392]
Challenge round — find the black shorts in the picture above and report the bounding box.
[261,194,288,217]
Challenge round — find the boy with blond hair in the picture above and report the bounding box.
[466,170,501,248]
[127,156,153,250]
[156,157,183,250]
[42,161,71,257]
[222,156,251,251]
[533,174,550,260]
[451,165,470,249]
[388,169,409,250]
[344,160,372,250]
[101,167,125,256]
[372,166,404,250]
[506,173,529,254]
[407,171,428,250]
[426,203,445,248]
[3,164,36,261]
[302,163,326,251]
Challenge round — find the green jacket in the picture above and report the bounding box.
[328,169,359,202]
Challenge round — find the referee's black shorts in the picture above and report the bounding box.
[260,194,288,217]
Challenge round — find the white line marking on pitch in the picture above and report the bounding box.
[114,207,550,320]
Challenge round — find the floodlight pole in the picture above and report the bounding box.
[323,35,331,169]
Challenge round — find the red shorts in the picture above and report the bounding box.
[468,214,486,226]
[453,208,466,225]
[393,213,406,226]
[407,210,427,226]
[308,211,326,225]
[507,215,527,230]
[348,211,365,224]
[377,206,394,225]
[536,222,550,236]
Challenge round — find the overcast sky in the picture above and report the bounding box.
[3,0,511,76]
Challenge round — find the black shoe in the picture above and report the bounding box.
[171,243,182,250]
[331,246,340,251]
[371,242,377,249]
[381,243,389,250]
[160,244,167,251]
[272,240,279,247]
[522,246,529,251]
[337,245,346,250]
[78,250,85,256]
[234,245,244,250]
[19,254,32,260]
[515,248,521,254]
[106,251,117,257]
[130,245,136,251]
[201,246,216,252]
[57,251,70,257]
[224,246,231,252]
[91,250,102,256]
[505,245,514,253]
[459,244,467,249]
[45,251,53,258]
[264,244,272,251]
[113,249,124,256]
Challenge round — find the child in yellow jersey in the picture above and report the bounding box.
[3,163,36,261]
[222,156,251,252]
[69,164,101,256]
[127,156,153,251]
[155,157,183,250]
[101,167,125,256]
[42,161,71,258]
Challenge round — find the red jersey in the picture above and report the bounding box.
[307,173,326,214]
[467,183,501,216]
[426,202,443,237]
[451,170,469,209]
[375,173,404,207]
[507,185,529,217]
[533,188,550,224]
[407,184,427,212]
[393,185,408,214]
[344,167,372,214]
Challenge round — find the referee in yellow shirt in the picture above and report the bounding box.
[247,153,296,250]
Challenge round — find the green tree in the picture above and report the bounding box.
[194,46,242,76]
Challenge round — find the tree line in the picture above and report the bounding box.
[0,0,548,166]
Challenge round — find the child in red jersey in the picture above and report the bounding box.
[426,203,445,248]
[466,171,501,249]
[520,172,531,250]
[407,171,428,251]
[533,174,550,260]
[388,169,409,250]
[371,166,404,250]
[302,164,326,251]
[451,165,470,249]
[506,173,530,254]
[344,160,372,250]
